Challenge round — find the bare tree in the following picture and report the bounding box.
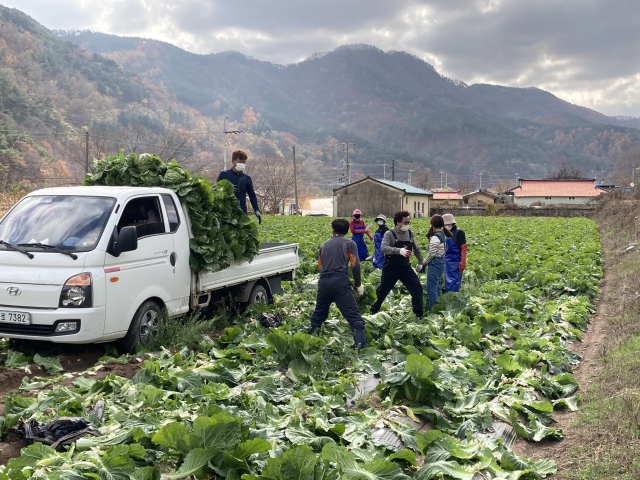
[547,161,582,179]
[250,155,299,214]
[413,168,434,191]
[69,126,196,178]
[456,178,477,195]
[492,180,515,193]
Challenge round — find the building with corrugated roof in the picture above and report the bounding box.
[431,190,463,206]
[507,179,607,206]
[333,177,432,218]
[463,190,500,205]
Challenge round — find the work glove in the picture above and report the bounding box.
[255,211,262,225]
[459,244,468,272]
[399,248,411,258]
[415,263,422,273]
[356,285,365,298]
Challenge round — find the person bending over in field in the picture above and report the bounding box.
[349,209,373,261]
[442,213,467,293]
[425,214,452,311]
[309,218,367,349]
[369,211,424,318]
[217,149,262,224]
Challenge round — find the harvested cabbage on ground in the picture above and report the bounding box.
[0,216,601,479]
[83,151,260,272]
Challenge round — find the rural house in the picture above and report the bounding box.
[463,190,500,205]
[333,177,432,218]
[431,190,463,206]
[507,179,607,206]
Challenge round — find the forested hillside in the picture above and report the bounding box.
[1,4,638,194]
[58,31,640,183]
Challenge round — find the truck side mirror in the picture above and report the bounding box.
[114,226,138,254]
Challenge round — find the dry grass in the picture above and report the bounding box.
[560,191,640,479]
[0,191,27,218]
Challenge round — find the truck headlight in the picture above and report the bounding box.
[59,273,92,308]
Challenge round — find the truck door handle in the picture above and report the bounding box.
[170,252,177,266]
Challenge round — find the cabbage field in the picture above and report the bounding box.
[0,216,601,480]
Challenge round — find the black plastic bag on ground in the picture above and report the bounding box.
[257,312,284,329]
[13,403,104,450]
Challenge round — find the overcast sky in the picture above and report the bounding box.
[4,0,640,116]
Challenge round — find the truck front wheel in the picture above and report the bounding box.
[119,300,162,352]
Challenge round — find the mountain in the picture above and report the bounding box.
[0,5,637,194]
[0,6,297,191]
[56,31,640,183]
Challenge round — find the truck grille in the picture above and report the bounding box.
[0,324,52,336]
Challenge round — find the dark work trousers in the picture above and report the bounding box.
[371,264,424,317]
[309,274,366,331]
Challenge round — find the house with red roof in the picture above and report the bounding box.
[507,179,607,206]
[431,190,463,206]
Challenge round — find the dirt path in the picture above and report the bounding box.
[512,291,608,473]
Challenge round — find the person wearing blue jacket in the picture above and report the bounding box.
[216,149,262,224]
[372,214,388,269]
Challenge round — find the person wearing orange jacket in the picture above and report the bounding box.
[349,209,373,261]
[442,213,467,292]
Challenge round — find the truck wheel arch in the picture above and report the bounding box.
[236,279,272,304]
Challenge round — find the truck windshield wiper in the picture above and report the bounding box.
[0,240,34,259]
[18,243,78,260]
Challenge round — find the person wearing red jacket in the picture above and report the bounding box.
[349,209,373,261]
[442,213,467,292]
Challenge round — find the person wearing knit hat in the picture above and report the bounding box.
[349,209,373,261]
[442,213,467,293]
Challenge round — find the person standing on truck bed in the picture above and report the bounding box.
[309,218,367,349]
[217,149,262,224]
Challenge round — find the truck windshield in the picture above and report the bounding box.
[0,196,116,253]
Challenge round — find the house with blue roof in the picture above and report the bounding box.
[332,176,432,218]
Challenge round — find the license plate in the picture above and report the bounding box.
[0,310,30,324]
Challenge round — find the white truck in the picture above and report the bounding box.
[0,186,299,349]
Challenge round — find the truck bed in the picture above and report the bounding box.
[196,242,299,293]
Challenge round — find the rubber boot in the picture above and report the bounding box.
[309,326,318,335]
[353,329,367,350]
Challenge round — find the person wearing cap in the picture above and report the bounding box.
[216,149,262,224]
[372,214,389,270]
[442,213,467,293]
[369,210,424,318]
[349,209,373,261]
[309,218,367,349]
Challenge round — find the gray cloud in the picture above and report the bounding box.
[4,0,640,115]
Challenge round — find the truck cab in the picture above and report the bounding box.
[0,187,299,349]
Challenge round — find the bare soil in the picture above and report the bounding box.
[0,348,142,466]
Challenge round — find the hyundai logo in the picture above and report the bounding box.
[6,287,21,296]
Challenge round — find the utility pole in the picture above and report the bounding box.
[382,163,388,180]
[346,145,350,184]
[439,170,444,189]
[632,164,635,186]
[408,169,413,184]
[479,172,483,190]
[392,159,396,181]
[515,173,519,186]
[445,173,448,188]
[85,131,90,175]
[292,146,299,214]
[222,116,245,170]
